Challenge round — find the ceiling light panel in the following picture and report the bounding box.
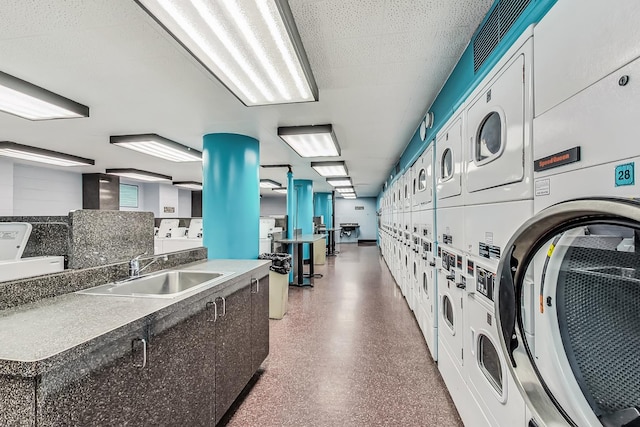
[260,179,282,188]
[278,125,340,157]
[0,141,94,166]
[110,134,201,162]
[173,181,202,190]
[327,177,352,187]
[335,186,355,193]
[106,168,172,182]
[343,194,356,199]
[311,161,348,177]
[272,187,287,194]
[0,71,89,121]
[136,0,318,106]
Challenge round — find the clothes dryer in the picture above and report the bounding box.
[495,53,640,427]
[435,109,471,417]
[418,209,437,360]
[460,30,534,427]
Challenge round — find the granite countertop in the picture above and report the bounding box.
[0,259,270,376]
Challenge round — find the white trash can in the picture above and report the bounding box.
[269,270,289,319]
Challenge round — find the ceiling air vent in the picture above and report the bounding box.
[473,0,531,73]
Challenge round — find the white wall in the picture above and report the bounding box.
[335,197,378,242]
[178,189,191,217]
[13,164,82,216]
[158,184,179,218]
[260,195,286,216]
[142,183,160,217]
[119,182,192,217]
[0,158,13,216]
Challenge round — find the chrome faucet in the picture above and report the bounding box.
[129,253,168,278]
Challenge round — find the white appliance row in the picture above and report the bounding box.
[379,2,640,426]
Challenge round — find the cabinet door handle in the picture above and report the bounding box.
[251,277,259,294]
[446,274,455,281]
[429,262,436,267]
[132,338,147,369]
[216,296,227,317]
[206,300,217,322]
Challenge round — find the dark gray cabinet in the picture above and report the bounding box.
[251,275,270,373]
[36,297,217,426]
[36,325,150,426]
[214,285,253,424]
[4,271,269,426]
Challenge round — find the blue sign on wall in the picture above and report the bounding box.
[615,162,635,187]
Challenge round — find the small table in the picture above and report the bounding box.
[276,234,326,287]
[324,228,341,256]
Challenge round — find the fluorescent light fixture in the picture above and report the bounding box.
[272,187,287,194]
[0,70,89,121]
[260,179,282,188]
[335,186,355,193]
[278,124,340,157]
[136,0,318,106]
[173,181,202,190]
[0,141,94,166]
[311,161,348,177]
[343,194,356,199]
[110,134,201,162]
[106,168,172,182]
[327,177,352,187]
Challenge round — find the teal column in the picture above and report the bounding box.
[202,133,259,259]
[294,179,313,259]
[286,171,295,239]
[314,192,333,243]
[286,171,295,282]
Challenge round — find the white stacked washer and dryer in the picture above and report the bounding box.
[493,2,640,426]
[379,1,640,426]
[458,27,534,427]
[413,137,437,361]
[434,107,470,421]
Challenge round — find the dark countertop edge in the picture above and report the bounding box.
[0,260,271,378]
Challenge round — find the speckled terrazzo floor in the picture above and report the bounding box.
[224,244,462,427]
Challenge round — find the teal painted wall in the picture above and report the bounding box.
[313,192,333,227]
[382,0,557,191]
[202,133,259,259]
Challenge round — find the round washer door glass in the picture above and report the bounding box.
[441,148,453,180]
[496,200,640,427]
[476,112,502,162]
[418,169,427,191]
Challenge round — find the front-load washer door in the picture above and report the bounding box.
[495,199,640,427]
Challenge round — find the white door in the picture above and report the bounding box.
[466,54,526,193]
[495,199,640,427]
[436,115,463,203]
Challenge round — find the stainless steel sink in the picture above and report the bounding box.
[77,270,233,298]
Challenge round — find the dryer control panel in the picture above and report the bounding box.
[476,266,495,301]
[441,249,461,272]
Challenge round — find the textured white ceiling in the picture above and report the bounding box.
[0,0,492,199]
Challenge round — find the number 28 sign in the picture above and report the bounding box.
[615,162,635,187]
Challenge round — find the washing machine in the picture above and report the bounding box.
[460,30,534,427]
[412,143,438,359]
[435,109,474,419]
[408,227,420,313]
[418,209,437,361]
[495,49,640,427]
